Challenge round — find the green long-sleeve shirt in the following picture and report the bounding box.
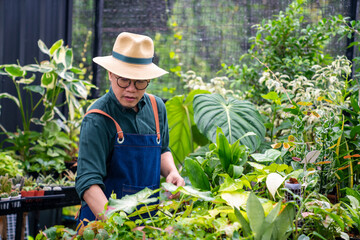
[75,87,170,201]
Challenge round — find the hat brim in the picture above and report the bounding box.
[93,56,168,80]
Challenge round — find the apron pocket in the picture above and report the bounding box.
[122,183,157,197]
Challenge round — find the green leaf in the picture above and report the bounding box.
[184,158,211,191]
[0,93,20,107]
[193,94,265,152]
[23,85,45,95]
[65,49,73,69]
[37,40,49,54]
[40,110,54,122]
[106,188,157,216]
[264,201,281,224]
[251,149,281,163]
[221,191,249,208]
[217,131,232,172]
[70,67,84,74]
[166,90,210,165]
[272,203,295,240]
[229,165,243,179]
[219,175,244,192]
[234,207,251,237]
[162,182,214,201]
[41,72,57,89]
[261,91,279,100]
[247,192,264,239]
[5,65,24,77]
[298,235,310,240]
[49,39,63,55]
[350,95,360,113]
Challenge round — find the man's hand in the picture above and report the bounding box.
[161,151,185,199]
[166,170,185,199]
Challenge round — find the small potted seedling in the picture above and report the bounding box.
[0,192,10,210]
[10,190,21,208]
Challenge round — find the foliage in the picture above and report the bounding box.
[193,93,265,152]
[234,192,295,240]
[220,0,344,104]
[165,89,209,165]
[0,151,23,177]
[0,39,95,174]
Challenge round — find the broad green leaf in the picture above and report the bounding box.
[0,93,19,107]
[272,203,295,240]
[261,91,279,100]
[38,40,49,54]
[23,85,45,95]
[234,207,251,237]
[347,195,359,210]
[193,94,265,152]
[248,162,266,170]
[162,182,214,201]
[166,90,209,165]
[345,187,360,202]
[5,65,24,77]
[266,173,285,200]
[184,158,210,191]
[49,39,63,55]
[219,174,244,192]
[106,188,157,216]
[41,72,57,88]
[247,192,264,239]
[264,201,281,224]
[221,192,249,208]
[251,149,281,162]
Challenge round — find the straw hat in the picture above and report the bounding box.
[93,32,168,80]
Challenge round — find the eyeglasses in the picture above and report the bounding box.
[116,76,150,90]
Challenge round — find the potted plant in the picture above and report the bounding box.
[0,39,96,176]
[10,190,21,208]
[0,192,10,210]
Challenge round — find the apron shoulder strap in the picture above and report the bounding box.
[147,94,161,142]
[84,109,123,140]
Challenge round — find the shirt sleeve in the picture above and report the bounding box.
[75,114,114,201]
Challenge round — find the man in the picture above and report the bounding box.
[75,32,184,222]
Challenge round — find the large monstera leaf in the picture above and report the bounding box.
[193,94,265,152]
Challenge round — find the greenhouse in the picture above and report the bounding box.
[0,0,359,239]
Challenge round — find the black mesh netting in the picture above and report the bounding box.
[72,0,354,98]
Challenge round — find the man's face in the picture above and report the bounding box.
[109,72,149,110]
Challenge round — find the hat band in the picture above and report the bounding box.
[112,51,153,65]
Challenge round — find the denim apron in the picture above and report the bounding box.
[78,94,161,223]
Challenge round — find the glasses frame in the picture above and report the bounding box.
[115,76,150,90]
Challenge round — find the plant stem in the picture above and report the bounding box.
[14,79,28,131]
[171,194,185,224]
